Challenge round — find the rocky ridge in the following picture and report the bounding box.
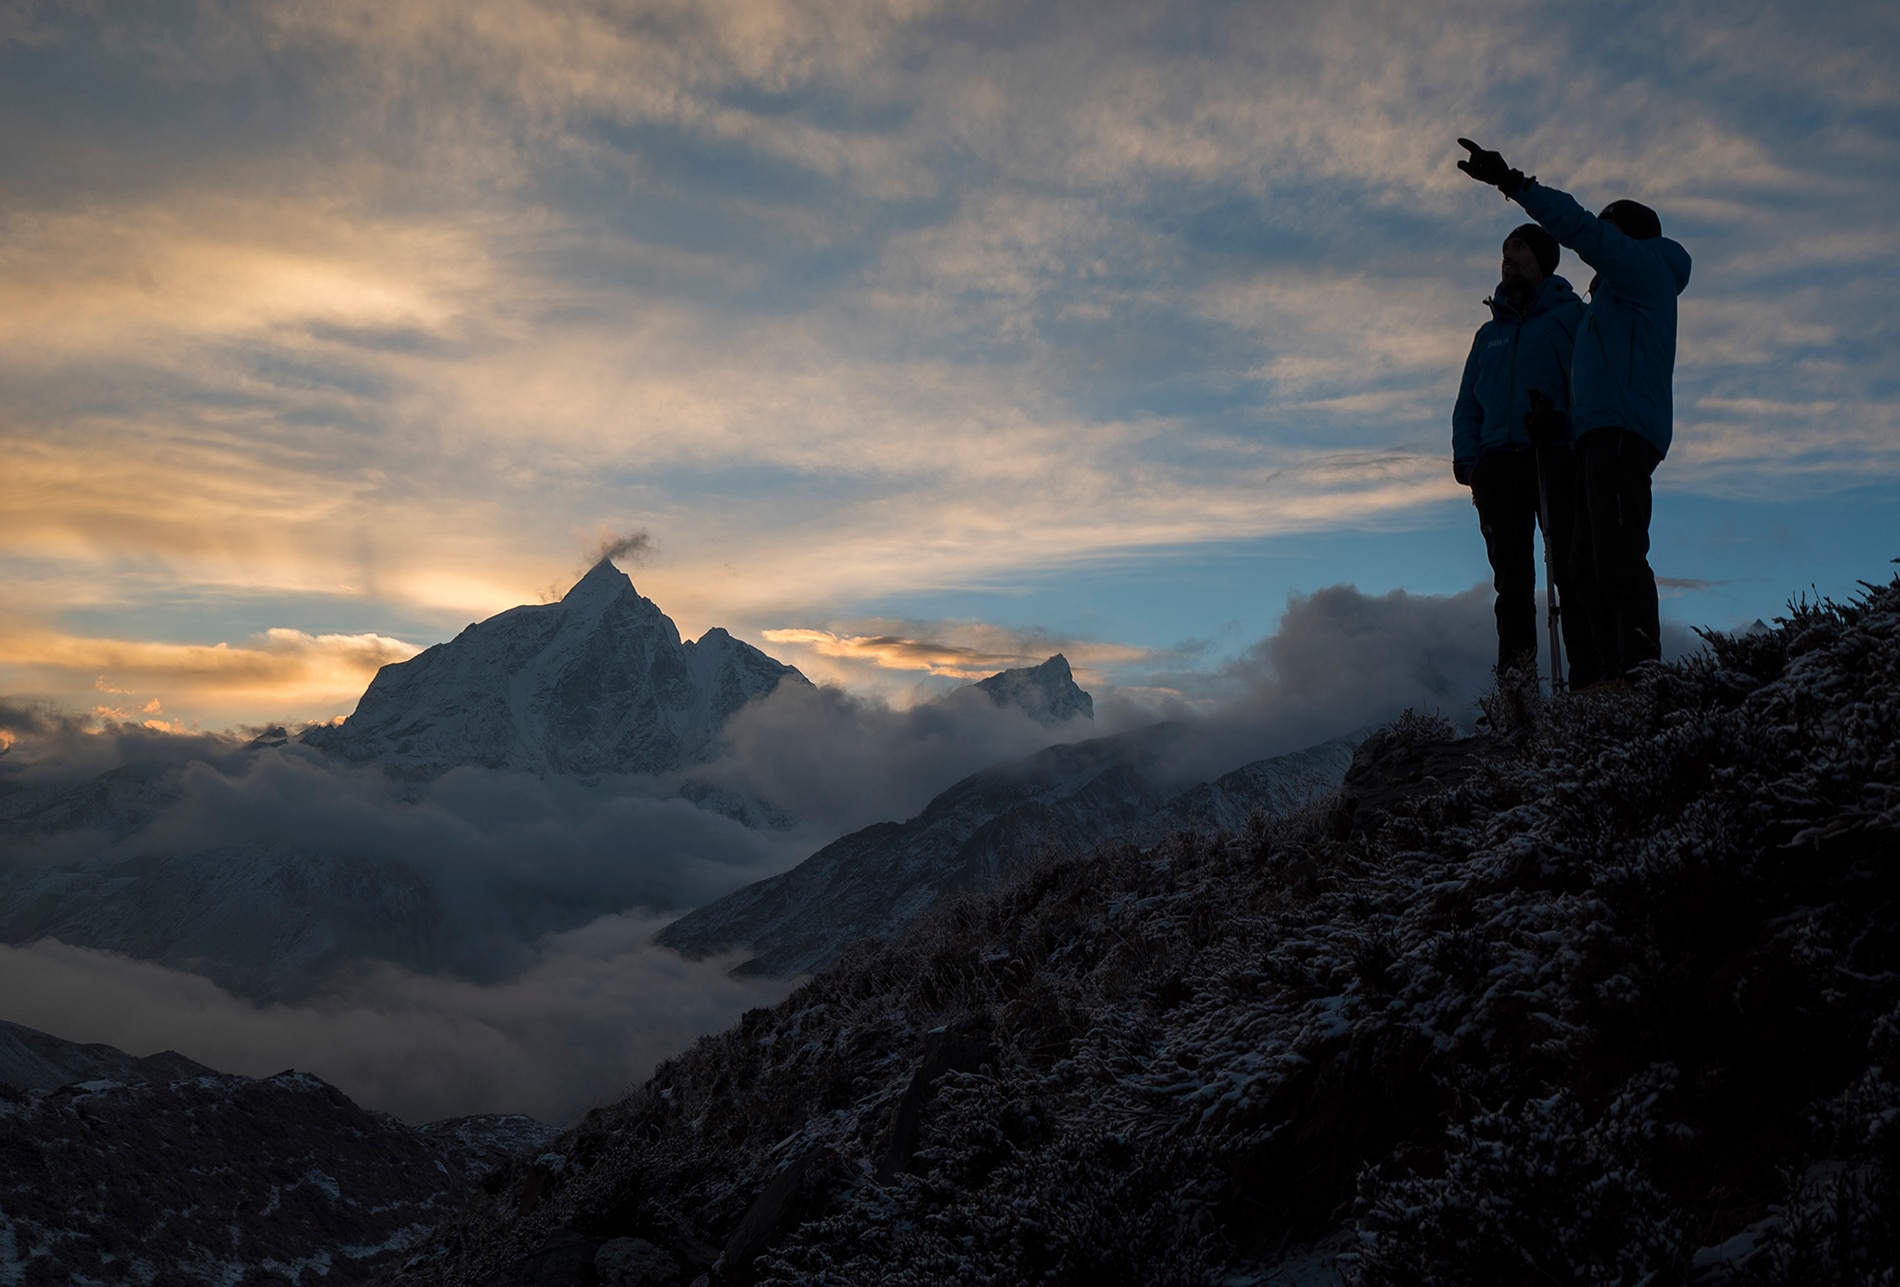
[383,574,1900,1286]
[971,654,1094,726]
[0,1022,556,1287]
[0,1017,212,1092]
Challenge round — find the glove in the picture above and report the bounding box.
[1453,460,1472,487]
[1524,387,1565,444]
[1457,138,1527,198]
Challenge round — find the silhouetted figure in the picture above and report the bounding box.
[1458,139,1692,682]
[1452,224,1595,683]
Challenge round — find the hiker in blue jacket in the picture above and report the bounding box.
[1452,224,1595,682]
[1457,138,1693,681]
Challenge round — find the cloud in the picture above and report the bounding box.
[693,672,1105,837]
[0,742,810,952]
[0,625,421,727]
[0,926,791,1125]
[0,197,480,358]
[726,581,1512,836]
[0,668,1084,1119]
[761,621,1152,682]
[1116,581,1498,790]
[1656,576,1725,594]
[588,527,655,567]
[763,628,1028,679]
[0,699,91,755]
[0,576,1714,1123]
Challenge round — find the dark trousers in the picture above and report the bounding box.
[1472,448,1595,683]
[1570,428,1663,681]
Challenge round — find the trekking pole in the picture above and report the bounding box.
[1526,389,1566,694]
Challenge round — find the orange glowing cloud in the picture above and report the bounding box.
[0,627,421,726]
[761,625,1151,683]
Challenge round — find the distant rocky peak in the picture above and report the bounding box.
[974,654,1094,726]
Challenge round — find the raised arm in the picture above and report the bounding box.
[1456,138,1686,299]
[1513,181,1650,287]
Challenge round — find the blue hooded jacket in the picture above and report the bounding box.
[1515,180,1692,458]
[1452,273,1583,470]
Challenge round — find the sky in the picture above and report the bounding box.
[2,0,1898,731]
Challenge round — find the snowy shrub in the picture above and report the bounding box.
[1349,1065,1691,1285]
[1386,707,1457,748]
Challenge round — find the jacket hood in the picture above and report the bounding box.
[1660,238,1692,295]
[1487,273,1580,323]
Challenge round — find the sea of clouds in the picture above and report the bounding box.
[0,581,1694,1123]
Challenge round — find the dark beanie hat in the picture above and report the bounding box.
[1598,199,1662,240]
[1506,223,1560,277]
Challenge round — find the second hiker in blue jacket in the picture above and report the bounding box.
[1452,224,1595,682]
[1458,138,1693,681]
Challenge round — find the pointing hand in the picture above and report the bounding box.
[1457,138,1526,197]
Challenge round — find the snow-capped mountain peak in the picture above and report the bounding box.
[303,564,807,778]
[563,556,635,605]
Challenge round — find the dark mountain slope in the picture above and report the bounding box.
[659,725,1358,979]
[385,575,1900,1286]
[0,756,188,843]
[0,1021,558,1287]
[0,1017,211,1091]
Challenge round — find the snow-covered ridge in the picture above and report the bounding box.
[303,559,809,779]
